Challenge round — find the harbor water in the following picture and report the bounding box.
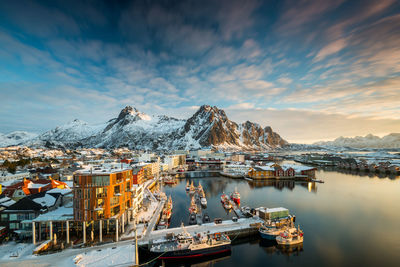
[157,163,400,266]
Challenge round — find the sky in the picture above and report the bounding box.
[0,0,399,143]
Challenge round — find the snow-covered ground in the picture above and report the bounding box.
[0,242,36,260]
[60,243,136,267]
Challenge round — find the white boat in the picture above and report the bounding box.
[223,201,232,210]
[185,181,190,191]
[201,197,207,206]
[276,225,304,245]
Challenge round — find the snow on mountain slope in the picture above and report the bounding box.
[37,119,106,144]
[85,106,186,150]
[2,105,288,150]
[0,131,38,146]
[314,133,400,149]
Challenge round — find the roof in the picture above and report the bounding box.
[4,196,44,212]
[75,165,132,175]
[0,196,16,207]
[253,163,315,172]
[258,207,289,213]
[46,187,72,195]
[27,182,49,189]
[32,206,73,222]
[31,194,57,207]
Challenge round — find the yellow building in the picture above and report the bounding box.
[248,167,276,180]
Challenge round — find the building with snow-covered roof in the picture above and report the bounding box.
[0,191,62,236]
[248,163,316,180]
[0,171,31,183]
[1,178,70,200]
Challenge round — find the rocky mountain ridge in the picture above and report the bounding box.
[1,105,288,151]
[314,133,400,149]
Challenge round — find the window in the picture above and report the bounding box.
[75,189,82,198]
[111,196,119,206]
[9,223,19,230]
[9,214,17,221]
[1,214,7,221]
[73,175,79,185]
[96,187,105,198]
[111,205,120,216]
[114,185,120,195]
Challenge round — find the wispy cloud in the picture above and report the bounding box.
[0,0,399,141]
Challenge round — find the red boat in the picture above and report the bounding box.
[230,188,240,205]
[220,193,227,203]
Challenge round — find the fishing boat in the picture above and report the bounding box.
[197,182,203,192]
[188,196,197,214]
[164,175,176,185]
[201,196,207,206]
[259,221,295,240]
[220,192,227,203]
[149,226,231,259]
[223,201,232,210]
[230,187,240,205]
[189,181,196,194]
[259,225,291,240]
[186,181,190,191]
[276,225,304,246]
[163,196,173,220]
[157,214,170,230]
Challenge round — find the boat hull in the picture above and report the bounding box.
[152,244,231,260]
[259,229,278,240]
[232,197,240,205]
[276,238,303,246]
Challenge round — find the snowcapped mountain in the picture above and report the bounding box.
[314,133,400,149]
[24,119,107,148]
[1,105,288,151]
[0,131,38,147]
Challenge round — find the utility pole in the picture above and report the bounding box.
[134,219,139,266]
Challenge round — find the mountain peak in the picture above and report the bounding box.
[117,106,150,121]
[196,105,228,120]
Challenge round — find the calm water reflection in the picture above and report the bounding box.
[155,164,400,266]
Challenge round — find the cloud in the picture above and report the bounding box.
[0,1,80,37]
[277,0,345,34]
[314,38,347,62]
[226,103,256,110]
[277,77,293,85]
[226,107,400,143]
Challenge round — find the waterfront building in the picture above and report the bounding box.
[223,164,251,175]
[248,163,315,180]
[132,166,144,184]
[73,165,142,243]
[164,154,186,170]
[73,166,133,221]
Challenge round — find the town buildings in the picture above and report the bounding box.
[248,163,316,180]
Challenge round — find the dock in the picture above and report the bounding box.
[143,199,165,239]
[139,217,263,246]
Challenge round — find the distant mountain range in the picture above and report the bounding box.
[314,133,400,149]
[0,105,288,151]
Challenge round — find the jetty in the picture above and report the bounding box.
[139,217,263,246]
